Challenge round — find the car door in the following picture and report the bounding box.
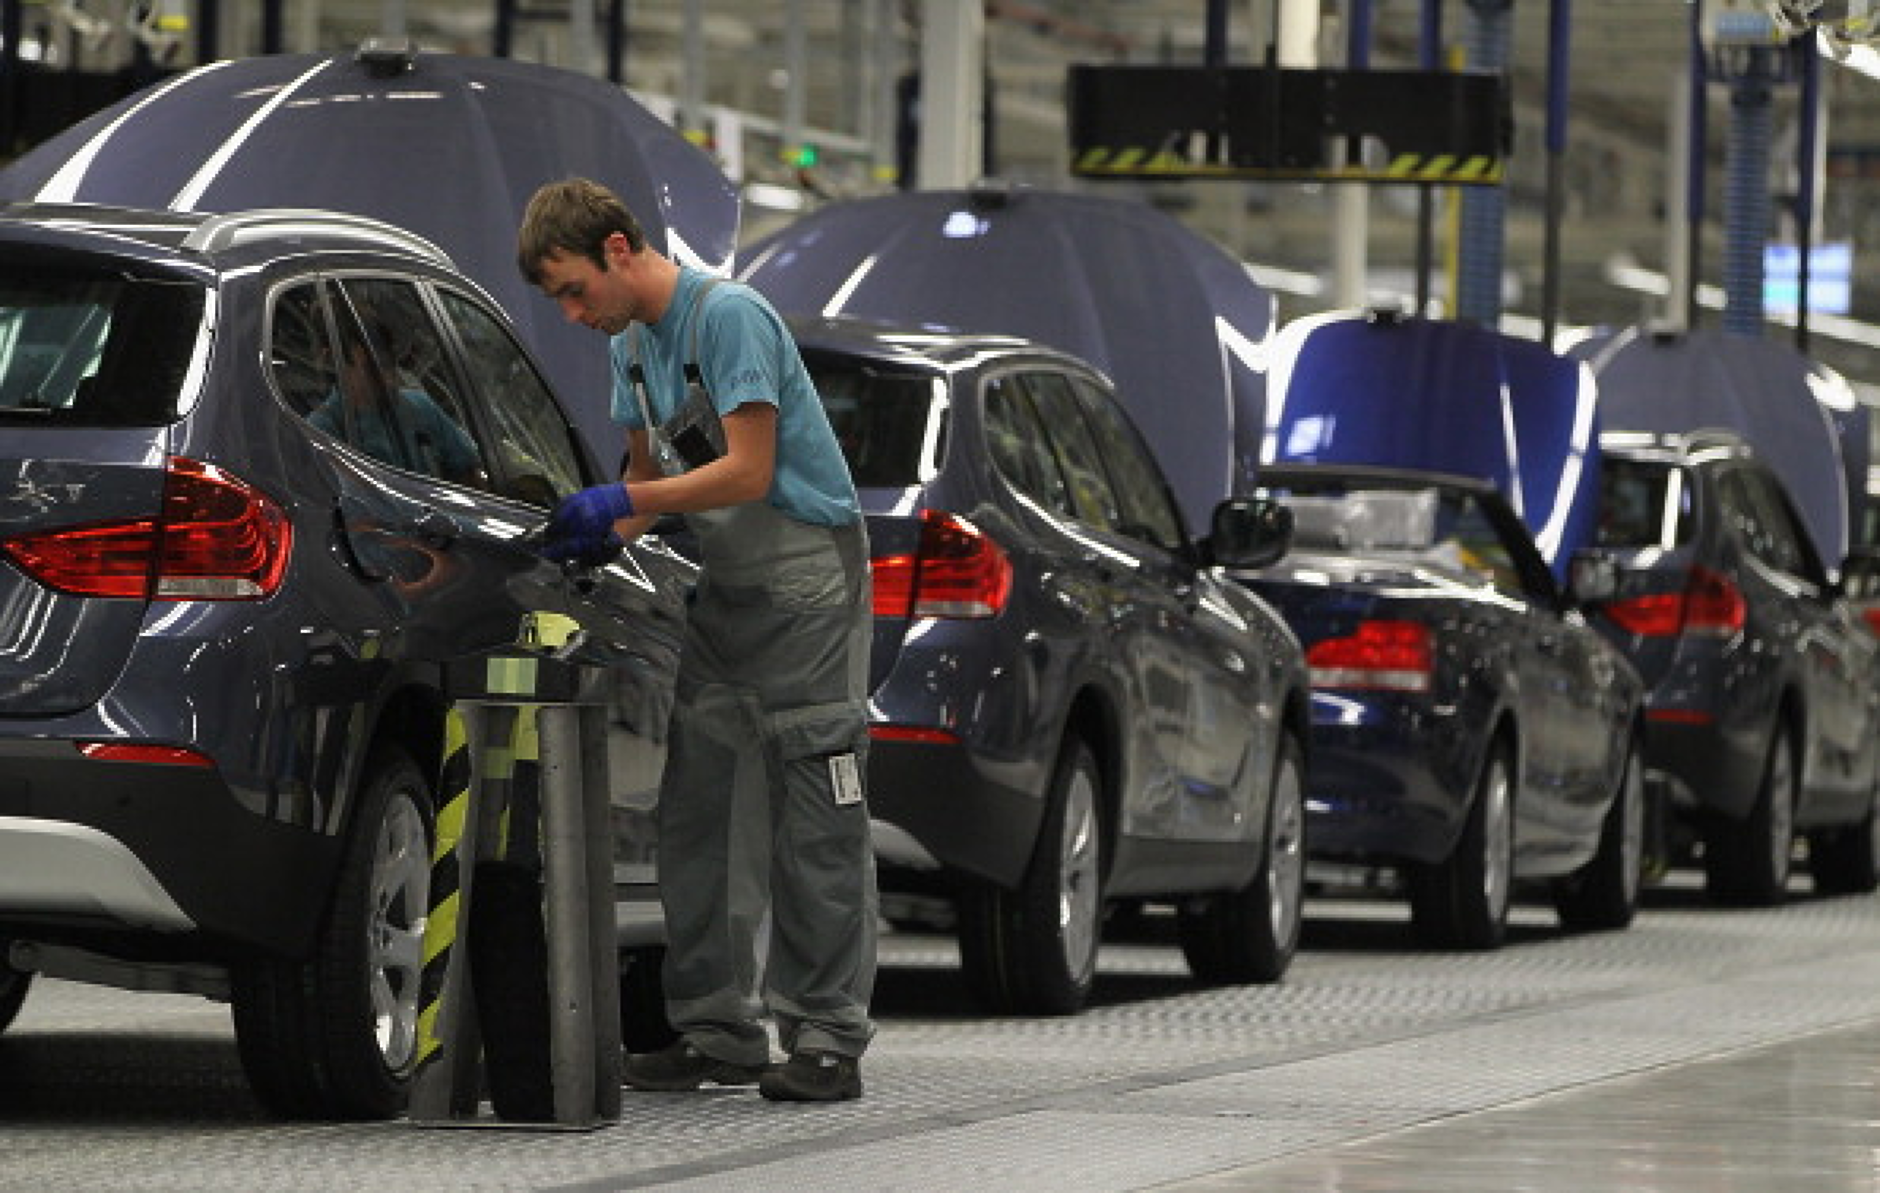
[270,273,563,663]
[1729,466,1876,814]
[1066,372,1273,845]
[1011,370,1190,838]
[1465,490,1625,856]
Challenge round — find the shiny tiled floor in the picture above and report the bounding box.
[1163,1022,1880,1191]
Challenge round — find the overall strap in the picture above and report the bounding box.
[627,276,724,426]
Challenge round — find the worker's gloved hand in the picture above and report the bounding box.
[537,530,624,569]
[547,482,635,544]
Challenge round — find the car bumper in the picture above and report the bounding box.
[1641,713,1765,823]
[0,739,335,954]
[866,735,1044,890]
[1304,692,1478,867]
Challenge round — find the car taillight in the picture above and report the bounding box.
[1,456,291,601]
[1306,620,1433,692]
[1863,608,1880,638]
[1600,565,1744,638]
[872,510,1012,619]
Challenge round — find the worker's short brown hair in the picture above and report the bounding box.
[516,178,647,285]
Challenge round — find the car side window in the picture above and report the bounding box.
[269,282,340,418]
[1720,468,1809,581]
[1068,375,1185,552]
[435,288,590,508]
[982,374,1072,517]
[270,277,492,491]
[1738,468,1822,584]
[333,277,492,491]
[1020,372,1122,531]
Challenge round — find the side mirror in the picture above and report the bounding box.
[1567,548,1620,604]
[1209,497,1293,570]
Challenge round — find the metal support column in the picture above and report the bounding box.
[408,627,620,1130]
[1721,47,1775,336]
[1456,0,1510,326]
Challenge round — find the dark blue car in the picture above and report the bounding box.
[792,316,1310,1014]
[1241,464,1647,948]
[0,204,694,1118]
[1589,429,1880,903]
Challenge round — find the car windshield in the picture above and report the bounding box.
[803,353,940,486]
[0,266,206,426]
[1266,480,1528,593]
[1597,458,1691,549]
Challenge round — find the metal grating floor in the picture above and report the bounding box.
[8,881,1880,1191]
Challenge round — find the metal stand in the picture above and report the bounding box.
[407,632,621,1130]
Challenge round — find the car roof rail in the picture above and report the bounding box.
[180,208,455,268]
[1680,426,1749,454]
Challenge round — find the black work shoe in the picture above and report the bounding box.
[622,1040,768,1092]
[758,1050,863,1102]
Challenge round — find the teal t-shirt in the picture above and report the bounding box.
[610,268,859,528]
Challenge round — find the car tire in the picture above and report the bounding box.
[1807,797,1880,896]
[1408,738,1514,950]
[1178,734,1305,985]
[0,951,29,1035]
[956,734,1104,1016]
[1554,733,1646,931]
[1705,726,1795,906]
[233,742,434,1120]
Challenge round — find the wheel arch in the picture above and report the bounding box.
[367,685,450,814]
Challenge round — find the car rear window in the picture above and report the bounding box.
[803,354,940,486]
[0,267,205,426]
[1597,458,1692,549]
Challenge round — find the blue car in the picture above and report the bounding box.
[0,203,695,1119]
[1589,429,1880,903]
[793,317,1310,1014]
[1241,464,1648,948]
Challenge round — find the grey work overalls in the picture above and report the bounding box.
[629,299,877,1065]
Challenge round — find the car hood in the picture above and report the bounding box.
[1263,312,1600,581]
[739,186,1275,537]
[1570,325,1858,564]
[0,48,740,466]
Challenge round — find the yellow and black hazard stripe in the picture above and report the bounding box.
[1382,153,1502,183]
[414,707,471,1071]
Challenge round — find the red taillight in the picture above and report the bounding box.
[1306,620,1433,692]
[1861,607,1880,638]
[871,510,1012,619]
[77,742,215,768]
[1,457,291,601]
[1601,566,1744,638]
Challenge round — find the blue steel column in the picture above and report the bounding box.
[1541,0,1571,344]
[1792,38,1820,349]
[1456,0,1510,326]
[1414,0,1443,314]
[1721,48,1774,336]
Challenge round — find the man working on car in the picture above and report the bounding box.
[516,177,876,1103]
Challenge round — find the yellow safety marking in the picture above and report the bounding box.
[415,708,470,1070]
[517,610,581,650]
[421,890,459,965]
[486,655,538,696]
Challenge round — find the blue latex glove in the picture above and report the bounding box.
[547,482,635,544]
[538,530,624,568]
